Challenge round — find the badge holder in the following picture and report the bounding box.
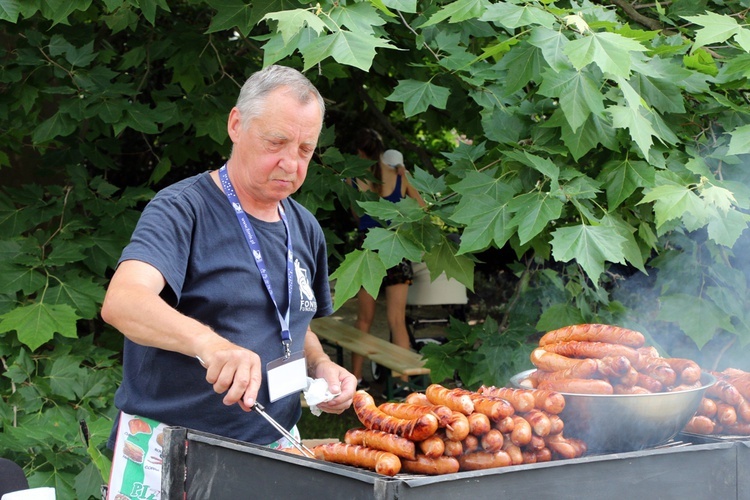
[267,349,307,402]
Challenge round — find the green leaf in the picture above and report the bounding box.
[480,2,556,29]
[419,0,489,28]
[0,0,21,23]
[528,27,570,72]
[46,273,105,320]
[639,182,705,229]
[0,303,79,351]
[423,239,474,291]
[550,224,628,283]
[707,207,750,248]
[330,2,387,35]
[451,192,515,254]
[538,68,605,132]
[608,104,657,158]
[597,158,655,209]
[658,293,735,349]
[507,192,564,245]
[49,355,87,399]
[301,30,394,72]
[386,79,451,118]
[0,262,46,295]
[727,124,750,156]
[137,0,170,26]
[263,9,326,44]
[683,12,741,52]
[536,303,585,332]
[329,249,386,309]
[629,73,685,114]
[361,227,424,268]
[32,112,77,144]
[207,0,289,37]
[564,32,646,77]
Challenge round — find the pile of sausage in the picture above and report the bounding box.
[685,368,750,436]
[526,324,702,394]
[309,383,585,476]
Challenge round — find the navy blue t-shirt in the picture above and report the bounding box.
[110,172,333,445]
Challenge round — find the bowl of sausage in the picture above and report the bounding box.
[510,323,716,454]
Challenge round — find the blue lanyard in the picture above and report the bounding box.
[219,165,295,358]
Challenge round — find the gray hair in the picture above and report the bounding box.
[235,65,325,130]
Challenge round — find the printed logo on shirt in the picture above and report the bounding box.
[295,259,317,312]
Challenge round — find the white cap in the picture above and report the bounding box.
[381,149,404,168]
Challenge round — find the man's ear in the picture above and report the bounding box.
[227,107,242,143]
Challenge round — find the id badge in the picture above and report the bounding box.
[267,350,307,402]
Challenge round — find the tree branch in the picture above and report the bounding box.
[609,0,664,31]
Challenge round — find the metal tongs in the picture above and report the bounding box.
[253,402,315,458]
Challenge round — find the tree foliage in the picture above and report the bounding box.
[2,0,750,491]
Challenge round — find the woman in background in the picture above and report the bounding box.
[350,129,425,397]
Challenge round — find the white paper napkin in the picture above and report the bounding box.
[303,377,338,416]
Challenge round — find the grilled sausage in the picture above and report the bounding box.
[532,359,599,382]
[531,389,566,414]
[468,412,491,436]
[344,428,416,460]
[537,378,614,395]
[479,387,535,413]
[494,415,515,434]
[313,443,401,476]
[458,450,512,471]
[543,341,640,364]
[633,353,676,387]
[425,384,474,415]
[716,402,738,426]
[353,390,439,441]
[480,429,504,452]
[596,355,632,378]
[664,358,701,385]
[509,415,532,446]
[683,415,715,435]
[539,324,645,348]
[462,434,480,453]
[530,348,593,373]
[521,409,552,437]
[417,435,445,458]
[696,397,717,418]
[379,401,453,428]
[706,380,742,406]
[445,411,470,441]
[400,455,460,475]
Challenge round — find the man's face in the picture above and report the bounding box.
[227,86,322,205]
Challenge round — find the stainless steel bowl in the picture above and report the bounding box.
[509,369,716,453]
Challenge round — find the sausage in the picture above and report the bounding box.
[534,447,552,462]
[716,402,738,426]
[480,429,504,452]
[425,384,474,415]
[537,378,614,395]
[509,415,532,446]
[353,390,439,441]
[501,439,524,465]
[405,392,431,406]
[531,389,566,414]
[344,428,416,460]
[724,371,750,401]
[526,434,546,451]
[521,409,552,437]
[379,401,453,428]
[494,416,515,434]
[633,354,676,387]
[664,358,701,385]
[544,434,580,459]
[445,411,470,441]
[683,415,715,435]
[696,397,717,418]
[468,412,491,436]
[636,372,663,393]
[400,455,460,475]
[715,421,750,435]
[616,367,639,387]
[737,398,750,423]
[313,443,401,476]
[521,449,537,464]
[417,435,445,458]
[441,435,464,457]
[479,387,535,413]
[596,355,632,378]
[542,341,640,364]
[547,413,564,435]
[706,380,743,406]
[530,348,598,374]
[539,324,645,348]
[532,360,600,382]
[462,434,480,453]
[670,381,702,392]
[450,388,514,421]
[458,450,512,471]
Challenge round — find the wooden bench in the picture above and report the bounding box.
[311,316,430,399]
